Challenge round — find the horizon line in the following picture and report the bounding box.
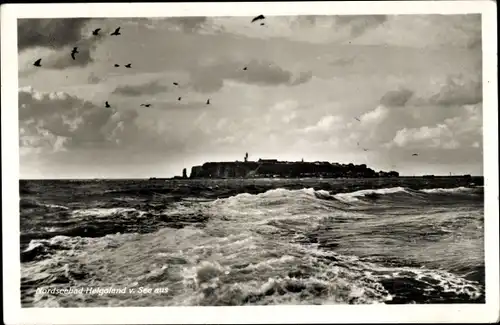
[19,175,483,181]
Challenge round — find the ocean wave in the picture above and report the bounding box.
[20,198,69,210]
[210,185,481,208]
[420,186,478,194]
[333,187,417,202]
[20,179,484,306]
[21,225,484,307]
[70,207,142,218]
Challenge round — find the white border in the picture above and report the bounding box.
[2,1,498,324]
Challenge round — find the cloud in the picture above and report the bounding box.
[386,103,482,150]
[334,15,388,38]
[379,88,414,107]
[165,17,209,33]
[427,75,482,106]
[329,57,356,66]
[189,59,312,93]
[43,44,97,70]
[294,15,387,39]
[18,87,157,155]
[113,80,167,97]
[301,115,344,134]
[18,18,91,51]
[346,74,483,150]
[18,18,106,69]
[153,99,211,111]
[390,124,455,149]
[88,72,102,84]
[290,71,313,86]
[359,105,390,125]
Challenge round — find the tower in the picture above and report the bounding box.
[244,152,248,162]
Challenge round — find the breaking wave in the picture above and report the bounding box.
[20,181,484,306]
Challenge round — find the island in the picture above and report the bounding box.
[182,153,399,179]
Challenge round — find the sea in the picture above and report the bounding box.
[19,177,485,307]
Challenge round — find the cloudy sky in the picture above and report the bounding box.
[18,14,483,179]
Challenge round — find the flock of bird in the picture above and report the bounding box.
[31,15,268,109]
[31,14,417,158]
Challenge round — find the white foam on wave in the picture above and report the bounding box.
[44,203,69,210]
[421,186,477,194]
[334,187,409,202]
[70,207,141,218]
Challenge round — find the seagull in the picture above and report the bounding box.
[125,63,131,68]
[173,82,179,86]
[206,99,210,105]
[110,27,121,36]
[178,97,182,101]
[33,58,42,67]
[260,23,265,26]
[363,148,369,152]
[71,47,79,60]
[114,64,120,67]
[243,67,247,71]
[354,117,361,122]
[92,28,101,36]
[140,104,151,107]
[412,153,419,156]
[251,15,265,23]
[105,101,111,108]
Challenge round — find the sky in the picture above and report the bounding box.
[17,14,483,179]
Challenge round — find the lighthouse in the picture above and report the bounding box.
[244,152,249,162]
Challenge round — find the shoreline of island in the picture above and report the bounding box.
[158,157,475,181]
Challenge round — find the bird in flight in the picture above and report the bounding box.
[110,27,121,36]
[260,23,265,26]
[173,82,179,86]
[363,148,369,152]
[243,67,248,71]
[114,64,120,67]
[105,101,111,108]
[125,63,132,68]
[33,58,42,67]
[206,99,210,105]
[140,104,151,107]
[71,47,79,60]
[178,97,182,101]
[251,15,265,23]
[412,153,419,156]
[354,117,361,122]
[92,28,101,36]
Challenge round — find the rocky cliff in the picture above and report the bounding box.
[189,160,399,179]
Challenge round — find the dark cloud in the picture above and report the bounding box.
[18,87,143,151]
[44,44,96,70]
[18,18,91,51]
[113,80,168,97]
[379,88,414,107]
[428,75,482,106]
[19,18,105,69]
[189,60,311,93]
[334,15,388,38]
[290,71,313,86]
[167,17,208,33]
